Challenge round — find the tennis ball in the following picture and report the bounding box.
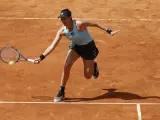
[9,61,15,65]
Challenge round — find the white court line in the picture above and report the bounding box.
[0,101,160,105]
[0,17,159,21]
[137,104,142,120]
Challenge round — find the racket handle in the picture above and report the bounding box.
[27,58,35,63]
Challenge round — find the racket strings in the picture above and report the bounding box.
[0,47,19,63]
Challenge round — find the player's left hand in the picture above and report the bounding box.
[111,30,120,36]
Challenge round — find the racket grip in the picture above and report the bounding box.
[27,58,35,63]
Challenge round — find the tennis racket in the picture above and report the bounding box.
[0,45,35,64]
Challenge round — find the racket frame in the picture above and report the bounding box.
[0,45,34,64]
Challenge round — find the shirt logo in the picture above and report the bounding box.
[71,32,75,36]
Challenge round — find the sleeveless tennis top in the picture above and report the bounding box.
[63,20,93,45]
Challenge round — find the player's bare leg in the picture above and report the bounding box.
[54,49,80,102]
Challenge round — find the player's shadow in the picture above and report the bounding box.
[31,96,53,100]
[64,88,160,102]
[31,88,160,102]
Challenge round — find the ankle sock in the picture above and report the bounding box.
[60,86,65,92]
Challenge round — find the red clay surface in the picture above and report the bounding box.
[0,0,160,119]
[141,105,160,120]
[0,104,137,120]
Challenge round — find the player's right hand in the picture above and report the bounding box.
[34,57,41,64]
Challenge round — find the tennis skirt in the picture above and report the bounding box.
[69,40,99,60]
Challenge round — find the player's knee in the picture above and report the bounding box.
[84,72,92,79]
[64,62,72,71]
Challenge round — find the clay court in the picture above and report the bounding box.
[0,0,160,119]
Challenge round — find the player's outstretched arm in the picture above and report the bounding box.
[34,26,64,64]
[79,21,120,36]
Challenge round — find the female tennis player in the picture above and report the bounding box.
[34,9,120,102]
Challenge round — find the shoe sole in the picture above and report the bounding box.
[53,96,64,102]
[93,61,99,79]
